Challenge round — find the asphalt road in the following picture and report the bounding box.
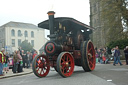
[0,64,128,85]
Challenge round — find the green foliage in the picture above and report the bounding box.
[100,0,128,45]
[108,39,128,49]
[20,40,33,53]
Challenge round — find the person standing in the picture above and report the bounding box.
[13,50,18,73]
[111,48,115,60]
[29,52,33,67]
[21,50,26,68]
[0,48,5,76]
[32,50,37,60]
[113,46,123,66]
[124,46,128,65]
[97,49,100,63]
[3,52,9,74]
[95,52,99,63]
[17,50,23,73]
[102,53,106,64]
[97,49,102,64]
[26,51,31,68]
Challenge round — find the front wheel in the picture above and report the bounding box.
[57,52,74,78]
[32,54,50,78]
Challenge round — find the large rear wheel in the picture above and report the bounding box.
[81,40,96,71]
[32,54,50,78]
[57,52,74,77]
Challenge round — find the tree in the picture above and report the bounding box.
[100,0,128,45]
[20,40,33,53]
[116,0,128,29]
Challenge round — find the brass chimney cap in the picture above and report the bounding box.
[47,11,55,15]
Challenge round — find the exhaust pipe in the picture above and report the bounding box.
[47,11,55,35]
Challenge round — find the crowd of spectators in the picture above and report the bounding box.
[95,47,109,64]
[12,48,38,73]
[0,47,38,76]
[95,45,128,65]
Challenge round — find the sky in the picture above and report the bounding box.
[0,0,90,37]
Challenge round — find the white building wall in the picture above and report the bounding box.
[5,27,11,46]
[0,27,5,48]
[34,28,45,53]
[3,26,46,53]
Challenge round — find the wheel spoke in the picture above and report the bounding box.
[88,56,92,60]
[68,59,71,62]
[63,55,66,61]
[45,67,48,70]
[89,59,94,68]
[61,58,65,62]
[36,67,40,72]
[67,56,69,62]
[88,46,93,52]
[42,69,45,74]
[89,61,93,66]
[40,69,43,74]
[61,64,65,69]
[66,68,69,73]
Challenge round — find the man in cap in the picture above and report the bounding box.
[113,46,123,66]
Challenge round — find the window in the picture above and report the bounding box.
[12,39,15,47]
[24,31,28,37]
[31,31,34,37]
[31,40,34,47]
[11,29,15,36]
[18,39,21,46]
[18,30,22,37]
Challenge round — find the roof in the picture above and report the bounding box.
[38,17,94,31]
[0,21,39,29]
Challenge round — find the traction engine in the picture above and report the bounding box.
[32,11,96,78]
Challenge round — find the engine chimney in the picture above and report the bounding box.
[47,11,55,35]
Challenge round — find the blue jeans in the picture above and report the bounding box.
[0,63,3,75]
[100,59,103,64]
[113,56,122,65]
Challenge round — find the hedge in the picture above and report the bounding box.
[107,39,128,49]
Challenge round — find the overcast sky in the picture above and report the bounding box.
[0,0,90,37]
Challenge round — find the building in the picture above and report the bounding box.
[89,0,103,48]
[0,21,47,54]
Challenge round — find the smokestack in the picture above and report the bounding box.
[47,11,55,34]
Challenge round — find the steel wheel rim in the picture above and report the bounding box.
[59,52,74,77]
[87,41,95,70]
[34,55,50,77]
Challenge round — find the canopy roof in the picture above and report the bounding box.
[38,17,93,32]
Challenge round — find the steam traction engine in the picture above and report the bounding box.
[32,11,96,78]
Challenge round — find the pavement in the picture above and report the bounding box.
[0,60,126,79]
[0,67,33,79]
